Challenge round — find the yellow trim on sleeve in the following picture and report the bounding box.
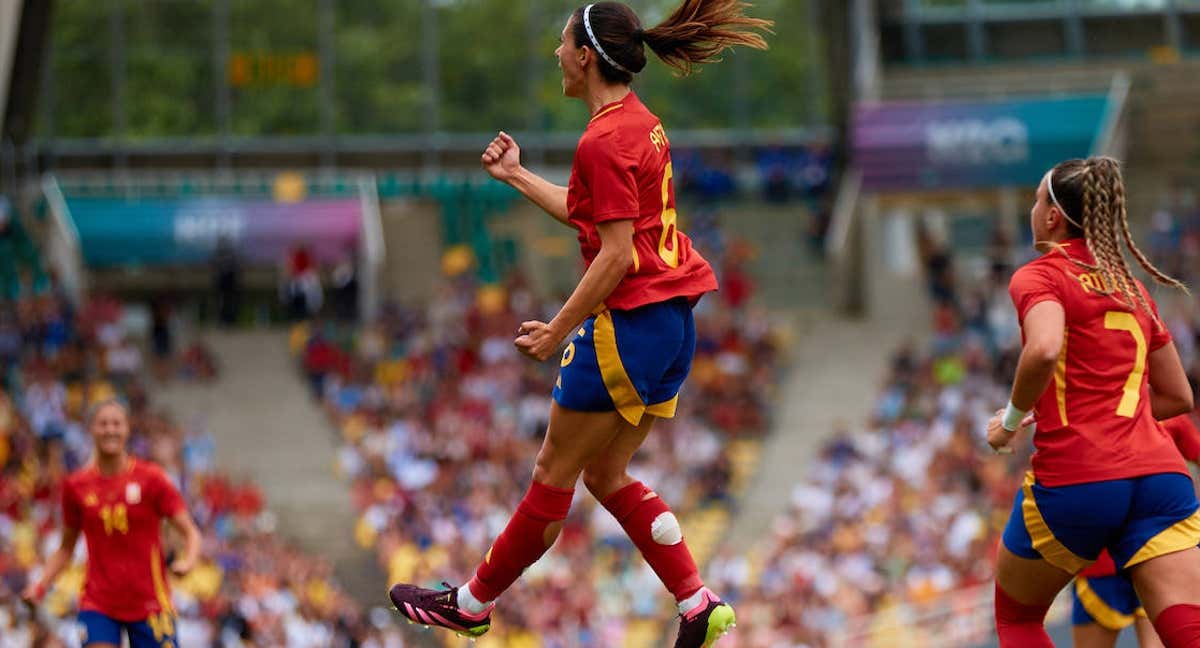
[1022,472,1091,574]
[593,310,646,426]
[645,395,679,419]
[1075,577,1136,631]
[1124,509,1200,569]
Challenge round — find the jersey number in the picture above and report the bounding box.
[657,163,679,268]
[1104,311,1147,418]
[100,503,129,535]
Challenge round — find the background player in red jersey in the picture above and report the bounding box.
[986,157,1200,648]
[21,400,201,648]
[386,2,770,647]
[1072,413,1200,648]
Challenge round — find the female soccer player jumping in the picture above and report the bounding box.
[23,400,202,648]
[387,2,769,646]
[988,157,1200,647]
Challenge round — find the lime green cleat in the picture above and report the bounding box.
[674,588,736,648]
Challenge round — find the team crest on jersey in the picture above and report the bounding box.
[84,493,98,507]
[125,482,142,505]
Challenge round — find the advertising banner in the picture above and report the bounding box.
[853,94,1109,191]
[67,197,361,267]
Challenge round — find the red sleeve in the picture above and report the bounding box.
[62,480,81,529]
[577,131,639,223]
[1165,415,1200,463]
[152,468,186,518]
[1008,263,1062,324]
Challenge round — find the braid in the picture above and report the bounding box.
[1108,163,1190,296]
[1080,169,1128,303]
[1086,157,1187,327]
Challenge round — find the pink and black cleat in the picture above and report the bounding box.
[388,582,493,638]
[674,588,737,648]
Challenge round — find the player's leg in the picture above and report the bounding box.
[996,476,1106,648]
[995,546,1074,648]
[77,611,121,648]
[583,415,735,648]
[466,404,626,600]
[1113,473,1200,646]
[582,414,704,602]
[1072,623,1120,648]
[1133,615,1167,648]
[388,403,625,636]
[1128,549,1200,646]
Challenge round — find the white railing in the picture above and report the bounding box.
[39,174,86,305]
[826,169,863,314]
[828,582,1072,648]
[357,174,385,322]
[1091,70,1133,159]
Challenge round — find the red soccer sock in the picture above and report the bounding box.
[601,481,703,602]
[467,481,574,603]
[994,583,1054,648]
[1153,604,1200,648]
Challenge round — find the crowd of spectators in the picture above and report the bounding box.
[0,288,393,647]
[295,259,784,645]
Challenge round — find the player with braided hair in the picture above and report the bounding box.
[986,156,1200,647]
[386,2,771,647]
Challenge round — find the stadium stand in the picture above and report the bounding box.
[0,283,394,646]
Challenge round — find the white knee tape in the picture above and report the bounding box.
[650,512,683,546]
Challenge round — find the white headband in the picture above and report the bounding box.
[583,4,632,74]
[1045,169,1084,230]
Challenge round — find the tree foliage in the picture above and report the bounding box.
[42,0,827,139]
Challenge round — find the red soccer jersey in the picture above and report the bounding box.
[62,458,186,622]
[1009,239,1188,487]
[566,92,718,311]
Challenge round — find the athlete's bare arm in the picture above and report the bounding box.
[22,525,80,603]
[167,508,202,576]
[482,132,570,226]
[1010,301,1066,410]
[515,219,634,362]
[1148,342,1193,420]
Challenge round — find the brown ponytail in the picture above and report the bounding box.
[1045,156,1188,323]
[642,0,772,76]
[571,1,771,83]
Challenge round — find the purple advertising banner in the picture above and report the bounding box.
[68,197,362,267]
[853,94,1109,191]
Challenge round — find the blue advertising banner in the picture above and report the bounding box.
[853,94,1110,191]
[67,197,361,267]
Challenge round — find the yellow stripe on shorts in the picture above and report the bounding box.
[1021,472,1092,574]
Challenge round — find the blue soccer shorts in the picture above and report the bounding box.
[79,610,176,648]
[1002,471,1200,574]
[553,297,695,426]
[1072,574,1146,630]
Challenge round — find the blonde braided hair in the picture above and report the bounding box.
[1044,157,1187,324]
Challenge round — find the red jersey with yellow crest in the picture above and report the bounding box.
[62,458,185,622]
[1009,239,1189,487]
[566,91,717,311]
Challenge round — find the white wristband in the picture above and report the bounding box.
[1002,401,1028,432]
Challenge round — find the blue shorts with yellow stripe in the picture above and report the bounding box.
[1002,471,1200,575]
[80,610,176,648]
[553,298,694,426]
[1072,574,1145,630]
